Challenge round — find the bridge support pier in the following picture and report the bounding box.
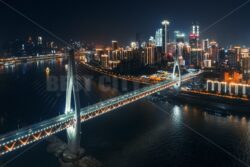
[64,49,82,159]
[172,59,181,90]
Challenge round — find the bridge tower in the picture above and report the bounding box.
[172,58,181,89]
[64,49,82,156]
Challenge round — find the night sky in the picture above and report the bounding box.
[0,0,250,47]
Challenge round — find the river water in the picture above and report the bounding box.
[1,59,250,167]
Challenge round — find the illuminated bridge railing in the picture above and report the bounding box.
[0,113,75,156]
[79,71,201,122]
[0,71,201,156]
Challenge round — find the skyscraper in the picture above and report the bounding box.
[189,22,201,68]
[183,43,191,67]
[241,49,250,82]
[162,20,170,55]
[202,39,209,52]
[100,54,109,69]
[189,22,199,49]
[192,22,199,36]
[149,36,155,45]
[112,40,118,50]
[175,31,185,43]
[234,46,242,70]
[209,41,219,66]
[227,49,237,69]
[144,45,156,66]
[155,28,163,47]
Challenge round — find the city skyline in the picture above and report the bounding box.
[2,1,250,167]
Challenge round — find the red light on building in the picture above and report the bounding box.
[189,33,199,39]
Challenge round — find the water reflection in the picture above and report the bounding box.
[173,105,181,118]
[57,57,63,65]
[36,60,45,68]
[65,64,68,71]
[22,63,27,75]
[183,105,189,112]
[170,105,183,129]
[4,64,16,73]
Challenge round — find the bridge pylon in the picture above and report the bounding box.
[64,49,82,156]
[172,58,181,89]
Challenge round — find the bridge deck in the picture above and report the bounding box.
[0,71,201,156]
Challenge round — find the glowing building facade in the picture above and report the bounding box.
[155,28,163,47]
[189,22,202,68]
[162,20,170,55]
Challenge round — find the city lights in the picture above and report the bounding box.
[0,2,250,166]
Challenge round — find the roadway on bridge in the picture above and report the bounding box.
[0,70,202,156]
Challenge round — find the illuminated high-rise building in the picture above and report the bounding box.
[183,43,191,66]
[192,22,199,36]
[100,54,109,69]
[241,49,250,82]
[209,41,219,65]
[112,40,118,50]
[234,46,242,70]
[162,20,170,55]
[144,45,156,65]
[218,48,226,65]
[155,28,163,47]
[130,42,139,49]
[241,48,249,58]
[149,36,155,45]
[202,39,209,52]
[189,22,199,49]
[189,22,201,68]
[174,31,185,43]
[227,49,237,69]
[189,34,198,48]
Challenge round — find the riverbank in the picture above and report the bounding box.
[165,90,250,115]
